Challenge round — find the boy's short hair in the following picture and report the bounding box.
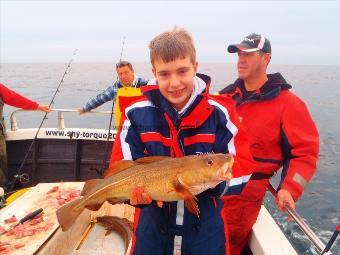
[149,27,196,66]
[116,61,133,70]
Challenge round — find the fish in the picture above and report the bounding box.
[56,153,234,232]
[96,216,133,251]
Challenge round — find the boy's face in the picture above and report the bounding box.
[152,56,198,111]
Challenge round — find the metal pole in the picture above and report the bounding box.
[268,183,329,254]
[99,36,127,175]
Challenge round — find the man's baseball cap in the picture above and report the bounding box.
[228,33,271,53]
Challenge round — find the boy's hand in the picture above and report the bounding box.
[37,104,51,113]
[130,186,163,208]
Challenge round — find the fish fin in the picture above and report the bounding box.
[167,189,174,193]
[81,179,103,196]
[185,197,200,218]
[173,178,195,198]
[135,156,169,164]
[106,157,169,177]
[173,178,200,217]
[107,197,127,205]
[84,203,103,211]
[106,160,140,176]
[56,198,84,232]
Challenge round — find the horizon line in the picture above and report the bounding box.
[1,61,339,67]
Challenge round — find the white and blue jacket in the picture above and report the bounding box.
[110,73,254,255]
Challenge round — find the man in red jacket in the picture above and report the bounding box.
[0,83,50,186]
[219,34,319,255]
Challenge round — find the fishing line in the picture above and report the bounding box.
[96,37,126,176]
[5,49,78,194]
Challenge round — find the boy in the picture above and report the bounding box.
[109,28,254,255]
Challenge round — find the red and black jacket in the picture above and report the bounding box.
[219,73,319,201]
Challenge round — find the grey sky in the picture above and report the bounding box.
[1,1,340,65]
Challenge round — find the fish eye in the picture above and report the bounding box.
[206,158,214,166]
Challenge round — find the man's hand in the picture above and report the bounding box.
[130,186,163,208]
[276,188,295,210]
[276,188,295,221]
[37,104,51,113]
[77,108,86,115]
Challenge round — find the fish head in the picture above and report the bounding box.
[214,154,234,181]
[177,153,234,190]
[198,153,234,181]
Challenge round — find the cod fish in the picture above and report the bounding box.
[96,216,133,251]
[56,153,234,232]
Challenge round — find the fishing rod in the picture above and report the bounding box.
[5,49,78,194]
[96,36,126,176]
[268,183,339,255]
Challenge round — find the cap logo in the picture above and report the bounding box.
[243,38,255,44]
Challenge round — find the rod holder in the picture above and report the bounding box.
[58,111,65,130]
[10,114,18,131]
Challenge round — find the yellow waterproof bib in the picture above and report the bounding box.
[114,87,142,127]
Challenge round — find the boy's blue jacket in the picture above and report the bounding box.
[109,73,254,255]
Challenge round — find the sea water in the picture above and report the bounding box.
[1,62,339,254]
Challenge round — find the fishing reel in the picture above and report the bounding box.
[16,173,31,184]
[2,173,31,203]
[4,173,31,192]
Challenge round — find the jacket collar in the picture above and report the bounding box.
[219,73,292,105]
[141,73,211,128]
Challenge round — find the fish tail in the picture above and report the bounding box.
[56,198,84,232]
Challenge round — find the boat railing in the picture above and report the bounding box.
[10,108,113,131]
